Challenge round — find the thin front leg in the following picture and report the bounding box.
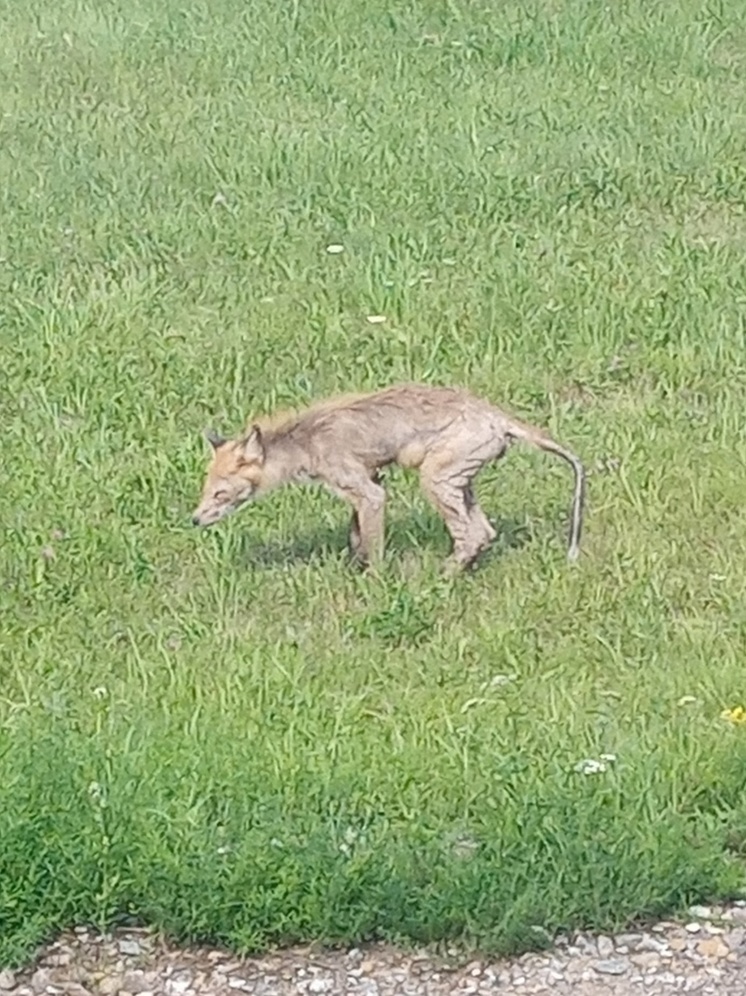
[347,472,381,562]
[328,469,385,569]
[353,485,386,567]
[348,509,362,559]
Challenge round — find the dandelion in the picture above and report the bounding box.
[325,243,344,254]
[721,706,746,725]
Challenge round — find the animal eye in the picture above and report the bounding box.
[214,489,229,500]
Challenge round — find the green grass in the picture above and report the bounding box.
[2,0,746,969]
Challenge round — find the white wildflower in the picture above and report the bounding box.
[574,758,607,775]
[88,781,107,806]
[489,673,518,687]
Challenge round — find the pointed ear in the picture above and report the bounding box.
[205,429,227,450]
[239,424,264,463]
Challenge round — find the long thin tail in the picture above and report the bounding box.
[506,419,586,561]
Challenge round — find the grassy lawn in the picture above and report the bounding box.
[2,0,746,968]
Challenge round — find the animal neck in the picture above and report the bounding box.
[259,434,309,492]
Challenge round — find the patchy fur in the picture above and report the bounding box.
[192,383,586,572]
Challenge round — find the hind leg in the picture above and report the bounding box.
[418,418,508,571]
[464,484,497,551]
[419,463,494,572]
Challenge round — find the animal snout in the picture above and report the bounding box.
[191,513,204,526]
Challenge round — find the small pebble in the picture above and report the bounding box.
[118,940,143,957]
[637,936,668,953]
[697,938,730,959]
[593,959,628,976]
[96,977,123,996]
[616,933,643,947]
[631,952,661,970]
[689,906,714,920]
[166,982,191,995]
[596,935,615,958]
[307,979,334,994]
[41,956,70,970]
[727,929,746,951]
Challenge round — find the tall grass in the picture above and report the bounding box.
[2,0,746,968]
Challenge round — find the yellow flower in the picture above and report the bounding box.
[721,706,746,725]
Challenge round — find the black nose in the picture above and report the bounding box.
[191,515,201,526]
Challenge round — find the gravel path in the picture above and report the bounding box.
[4,903,746,996]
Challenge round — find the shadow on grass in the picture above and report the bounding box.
[232,511,534,570]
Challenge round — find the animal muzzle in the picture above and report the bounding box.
[191,507,223,527]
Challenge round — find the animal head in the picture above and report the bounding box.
[191,426,266,527]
